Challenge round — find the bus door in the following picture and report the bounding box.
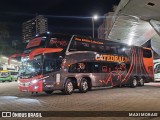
[42,58,62,90]
[90,62,102,87]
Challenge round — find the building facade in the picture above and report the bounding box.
[22,15,48,43]
[98,6,117,40]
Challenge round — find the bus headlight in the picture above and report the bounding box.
[34,86,39,89]
[31,80,39,84]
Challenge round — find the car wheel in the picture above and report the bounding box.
[79,78,88,93]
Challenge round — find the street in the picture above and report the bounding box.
[0,81,160,120]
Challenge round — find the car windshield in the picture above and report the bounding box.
[19,55,42,78]
[11,72,18,75]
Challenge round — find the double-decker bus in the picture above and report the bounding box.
[11,33,154,95]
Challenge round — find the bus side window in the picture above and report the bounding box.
[77,63,86,72]
[101,62,108,73]
[68,63,76,73]
[102,66,108,73]
[69,62,87,73]
[143,49,152,58]
[44,60,55,72]
[105,46,117,54]
[55,60,62,70]
[92,62,101,73]
[117,46,126,55]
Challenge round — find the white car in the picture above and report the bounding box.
[154,59,160,82]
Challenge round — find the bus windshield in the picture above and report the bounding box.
[0,72,9,78]
[19,55,42,78]
[24,36,47,54]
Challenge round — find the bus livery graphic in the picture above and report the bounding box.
[100,47,153,87]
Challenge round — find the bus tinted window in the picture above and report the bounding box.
[48,34,71,49]
[69,62,85,73]
[69,40,119,54]
[69,62,100,73]
[43,59,61,73]
[24,36,47,53]
[69,62,127,73]
[143,49,152,58]
[92,63,101,73]
[69,40,89,51]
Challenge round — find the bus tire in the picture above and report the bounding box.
[63,79,74,95]
[79,78,88,93]
[44,91,53,94]
[130,77,137,88]
[139,77,144,86]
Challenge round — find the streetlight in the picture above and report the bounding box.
[92,15,98,38]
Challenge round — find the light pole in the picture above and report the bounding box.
[92,15,98,38]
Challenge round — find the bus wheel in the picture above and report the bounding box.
[139,77,144,86]
[44,91,53,94]
[63,79,74,95]
[79,78,88,93]
[130,77,137,88]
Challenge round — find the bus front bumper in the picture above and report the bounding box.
[18,80,43,92]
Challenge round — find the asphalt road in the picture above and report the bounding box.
[0,81,160,120]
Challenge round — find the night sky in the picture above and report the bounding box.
[0,0,120,41]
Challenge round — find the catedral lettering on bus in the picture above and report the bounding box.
[95,54,129,63]
[9,33,154,95]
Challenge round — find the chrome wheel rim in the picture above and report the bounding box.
[82,81,88,91]
[133,79,137,86]
[140,78,144,85]
[67,82,73,93]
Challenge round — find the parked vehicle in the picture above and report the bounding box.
[10,71,19,81]
[0,70,13,82]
